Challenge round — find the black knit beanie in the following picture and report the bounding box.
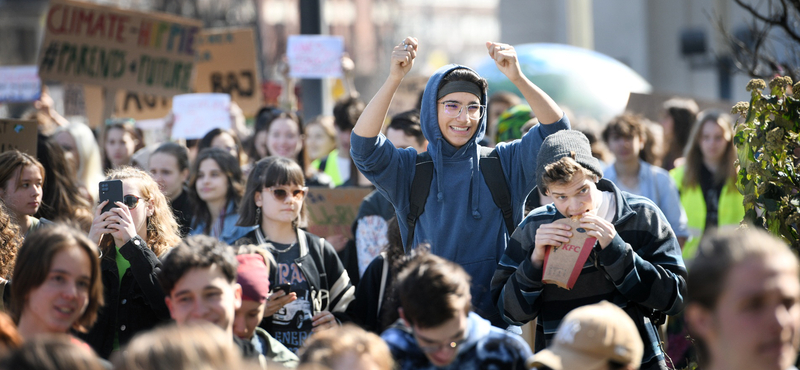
[536,130,604,190]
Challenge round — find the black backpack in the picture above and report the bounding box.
[406,147,515,249]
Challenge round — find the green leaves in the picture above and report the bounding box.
[734,77,800,250]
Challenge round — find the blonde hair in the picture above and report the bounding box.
[299,324,394,370]
[100,167,180,257]
[112,322,241,370]
[53,122,104,200]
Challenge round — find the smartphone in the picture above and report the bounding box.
[273,284,291,295]
[99,179,123,213]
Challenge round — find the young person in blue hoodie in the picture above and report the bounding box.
[382,252,532,370]
[350,36,569,327]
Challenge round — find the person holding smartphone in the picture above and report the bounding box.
[83,167,182,359]
[235,157,355,353]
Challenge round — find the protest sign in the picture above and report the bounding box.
[542,217,596,290]
[38,0,202,97]
[195,28,262,117]
[171,93,231,140]
[84,86,172,128]
[0,66,41,102]
[305,187,373,240]
[0,120,38,157]
[287,35,344,78]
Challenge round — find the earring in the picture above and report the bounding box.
[256,206,262,225]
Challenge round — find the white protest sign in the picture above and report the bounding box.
[287,35,343,78]
[171,93,231,140]
[0,66,41,102]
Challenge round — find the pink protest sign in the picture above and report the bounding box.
[170,93,231,140]
[286,35,344,79]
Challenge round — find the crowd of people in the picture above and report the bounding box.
[0,35,793,370]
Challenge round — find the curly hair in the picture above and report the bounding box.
[602,113,661,165]
[0,200,20,279]
[100,167,180,257]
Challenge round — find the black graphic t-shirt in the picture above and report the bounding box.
[269,242,313,353]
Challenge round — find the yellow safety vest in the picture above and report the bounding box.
[670,165,745,261]
[315,149,345,186]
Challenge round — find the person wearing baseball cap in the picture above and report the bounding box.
[492,130,686,370]
[233,247,299,368]
[528,301,644,370]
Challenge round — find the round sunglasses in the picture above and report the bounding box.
[267,186,308,201]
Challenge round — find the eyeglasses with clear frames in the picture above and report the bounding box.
[440,102,486,120]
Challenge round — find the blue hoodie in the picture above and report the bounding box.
[381,312,532,370]
[350,64,569,326]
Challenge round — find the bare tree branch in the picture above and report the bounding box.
[718,0,800,81]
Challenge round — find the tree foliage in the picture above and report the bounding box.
[733,76,800,250]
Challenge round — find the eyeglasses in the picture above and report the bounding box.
[412,328,467,353]
[440,102,486,119]
[123,195,143,210]
[267,186,308,201]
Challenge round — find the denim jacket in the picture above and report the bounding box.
[189,201,256,245]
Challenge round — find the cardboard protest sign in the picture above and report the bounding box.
[195,28,262,117]
[305,187,373,240]
[170,93,230,140]
[84,85,172,127]
[287,35,344,78]
[0,120,38,157]
[542,218,597,289]
[38,0,202,97]
[0,66,41,102]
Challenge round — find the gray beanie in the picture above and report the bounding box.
[536,130,603,191]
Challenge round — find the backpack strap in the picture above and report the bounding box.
[407,152,434,250]
[376,252,390,319]
[479,147,516,235]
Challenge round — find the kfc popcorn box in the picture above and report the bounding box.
[542,217,597,289]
